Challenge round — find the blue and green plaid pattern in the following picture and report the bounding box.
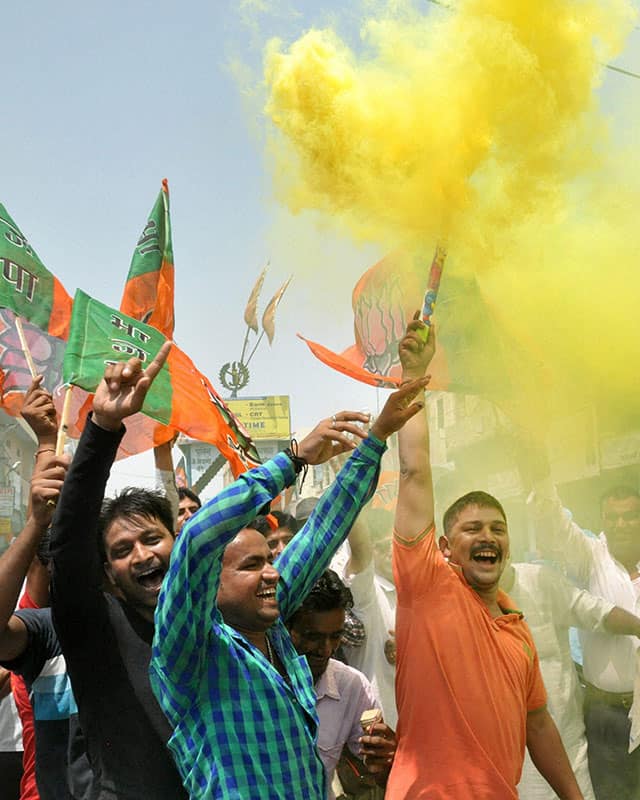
[151,435,386,799]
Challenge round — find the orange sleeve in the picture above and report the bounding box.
[526,645,548,712]
[392,523,442,605]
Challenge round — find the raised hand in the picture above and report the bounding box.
[30,454,69,526]
[21,375,58,446]
[370,376,430,441]
[92,341,172,432]
[399,311,436,380]
[297,411,370,465]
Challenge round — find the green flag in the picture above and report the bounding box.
[119,179,174,338]
[0,202,72,338]
[64,289,262,475]
[64,289,172,424]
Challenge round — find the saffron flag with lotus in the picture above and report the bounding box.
[298,248,513,398]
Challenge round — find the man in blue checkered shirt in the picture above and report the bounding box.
[150,379,428,799]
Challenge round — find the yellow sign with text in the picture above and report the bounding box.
[228,396,291,441]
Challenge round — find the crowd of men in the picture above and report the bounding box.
[0,320,638,799]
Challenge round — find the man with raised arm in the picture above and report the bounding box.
[150,378,427,800]
[0,377,95,800]
[386,316,583,800]
[530,467,640,797]
[46,344,188,800]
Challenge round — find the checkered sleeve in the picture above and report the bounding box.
[276,434,386,622]
[151,453,296,716]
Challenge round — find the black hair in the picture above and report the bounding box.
[97,487,174,562]
[178,486,201,507]
[271,510,297,533]
[246,515,273,535]
[442,491,507,536]
[288,569,353,626]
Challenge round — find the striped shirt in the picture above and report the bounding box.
[150,435,386,799]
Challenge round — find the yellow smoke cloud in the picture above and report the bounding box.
[263,0,639,432]
[265,0,633,244]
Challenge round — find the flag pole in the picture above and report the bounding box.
[15,317,38,379]
[56,385,73,456]
[238,324,253,367]
[244,330,266,369]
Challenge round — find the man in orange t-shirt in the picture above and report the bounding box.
[386,316,583,800]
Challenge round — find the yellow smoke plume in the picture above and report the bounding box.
[263,0,639,433]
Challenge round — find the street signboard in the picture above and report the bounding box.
[227,396,291,441]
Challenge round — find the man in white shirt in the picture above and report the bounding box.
[287,570,395,799]
[534,481,640,798]
[343,507,398,728]
[502,561,640,799]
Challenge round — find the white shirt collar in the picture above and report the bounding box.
[314,659,341,701]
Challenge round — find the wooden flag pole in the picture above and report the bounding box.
[56,385,73,456]
[15,317,38,379]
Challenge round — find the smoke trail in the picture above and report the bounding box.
[263,0,639,431]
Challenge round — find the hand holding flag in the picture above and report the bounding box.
[92,341,172,432]
[21,375,59,446]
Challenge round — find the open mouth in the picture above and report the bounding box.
[256,588,277,601]
[472,549,499,565]
[135,567,165,590]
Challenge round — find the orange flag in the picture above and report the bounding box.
[244,267,267,333]
[120,179,174,338]
[262,277,292,345]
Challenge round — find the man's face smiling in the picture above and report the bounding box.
[440,504,509,593]
[177,497,200,533]
[217,529,281,636]
[289,608,345,682]
[104,513,175,621]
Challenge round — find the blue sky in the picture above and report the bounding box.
[1,2,383,484]
[1,1,638,489]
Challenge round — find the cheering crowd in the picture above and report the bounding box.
[0,318,639,800]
